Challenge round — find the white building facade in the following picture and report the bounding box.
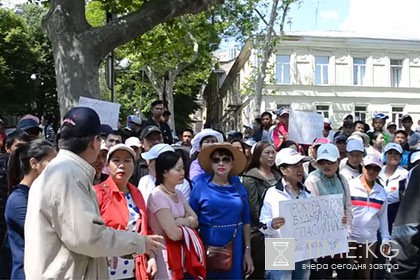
[235,32,420,130]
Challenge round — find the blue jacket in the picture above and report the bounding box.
[5,184,29,280]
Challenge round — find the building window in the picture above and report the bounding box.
[276,55,290,84]
[316,105,330,118]
[276,103,290,110]
[354,106,367,121]
[315,56,329,85]
[353,58,366,85]
[392,107,404,127]
[391,59,402,87]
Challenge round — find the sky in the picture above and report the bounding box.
[287,0,420,39]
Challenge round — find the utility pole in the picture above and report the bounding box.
[105,11,115,102]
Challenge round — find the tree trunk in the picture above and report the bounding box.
[254,0,280,119]
[253,0,292,119]
[43,0,224,118]
[165,72,176,135]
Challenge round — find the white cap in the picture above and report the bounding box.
[384,143,403,154]
[141,143,175,160]
[364,154,383,168]
[125,137,141,148]
[275,148,305,166]
[410,150,420,164]
[190,129,223,156]
[346,139,364,153]
[107,144,136,162]
[316,143,339,162]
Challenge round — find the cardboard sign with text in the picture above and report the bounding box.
[278,194,348,262]
[79,96,120,130]
[288,110,324,144]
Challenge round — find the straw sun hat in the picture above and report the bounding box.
[198,143,247,176]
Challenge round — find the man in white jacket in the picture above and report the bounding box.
[25,107,163,280]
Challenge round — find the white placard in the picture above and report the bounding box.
[78,97,120,130]
[278,194,348,262]
[288,110,323,144]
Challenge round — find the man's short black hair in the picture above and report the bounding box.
[182,128,194,135]
[260,111,272,119]
[151,100,164,108]
[395,130,408,137]
[353,120,365,128]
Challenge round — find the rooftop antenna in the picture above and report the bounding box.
[314,0,320,30]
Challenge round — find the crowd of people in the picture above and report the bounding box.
[0,100,420,280]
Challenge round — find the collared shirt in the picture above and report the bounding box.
[378,166,408,204]
[348,176,390,244]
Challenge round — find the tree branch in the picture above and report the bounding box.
[90,0,224,59]
[144,66,163,95]
[172,32,200,77]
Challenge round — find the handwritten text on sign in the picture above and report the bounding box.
[278,194,348,262]
[79,97,120,130]
[288,110,323,144]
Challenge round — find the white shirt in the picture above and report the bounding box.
[348,176,390,244]
[378,166,408,205]
[259,179,311,238]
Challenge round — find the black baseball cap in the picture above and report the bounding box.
[60,107,101,138]
[140,125,162,139]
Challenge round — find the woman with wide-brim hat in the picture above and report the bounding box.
[189,143,254,279]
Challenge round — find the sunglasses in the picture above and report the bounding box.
[365,165,381,172]
[211,156,233,164]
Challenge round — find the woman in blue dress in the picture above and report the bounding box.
[190,143,254,279]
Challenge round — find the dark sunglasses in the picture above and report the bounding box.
[211,156,232,164]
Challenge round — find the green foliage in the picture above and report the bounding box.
[0,5,58,121]
[83,0,264,130]
[0,8,37,114]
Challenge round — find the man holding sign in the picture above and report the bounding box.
[260,148,311,280]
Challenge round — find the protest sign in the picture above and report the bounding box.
[79,97,120,130]
[288,110,323,144]
[278,194,348,262]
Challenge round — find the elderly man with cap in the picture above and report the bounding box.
[24,107,164,279]
[400,114,420,150]
[269,107,289,151]
[138,143,191,204]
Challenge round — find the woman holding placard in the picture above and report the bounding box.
[259,148,311,280]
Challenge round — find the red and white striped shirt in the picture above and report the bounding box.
[348,176,391,244]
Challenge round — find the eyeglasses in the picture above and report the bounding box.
[365,165,381,172]
[211,156,232,164]
[317,160,336,166]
